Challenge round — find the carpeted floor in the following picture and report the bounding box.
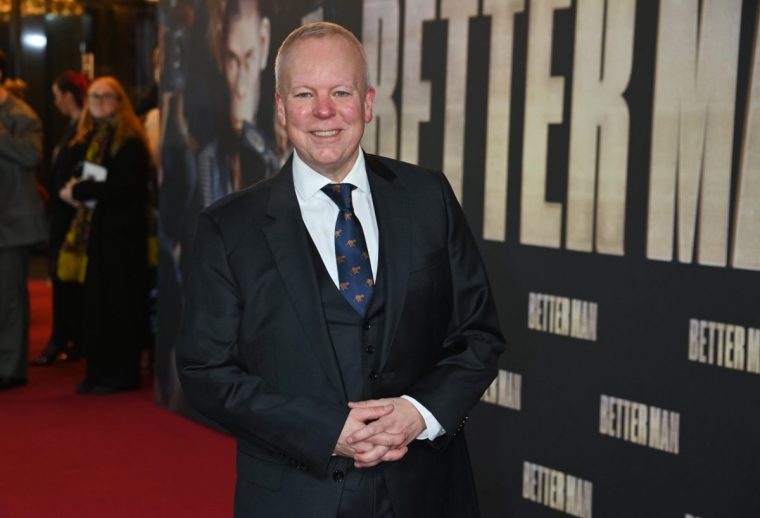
[0,280,236,517]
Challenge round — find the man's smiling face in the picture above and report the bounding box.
[275,34,375,182]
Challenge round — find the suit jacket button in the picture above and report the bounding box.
[332,470,345,482]
[368,370,379,381]
[366,345,375,354]
[363,321,373,330]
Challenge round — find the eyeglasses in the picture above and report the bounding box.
[88,92,119,103]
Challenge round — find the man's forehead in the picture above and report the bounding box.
[284,37,362,75]
[228,11,261,39]
[290,34,358,56]
[227,0,262,24]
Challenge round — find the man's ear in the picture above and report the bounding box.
[259,17,271,71]
[275,91,286,126]
[363,86,376,124]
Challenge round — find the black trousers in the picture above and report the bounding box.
[337,468,394,518]
[0,246,29,380]
[50,272,83,348]
[233,461,395,518]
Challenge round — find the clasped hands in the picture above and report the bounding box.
[334,397,426,468]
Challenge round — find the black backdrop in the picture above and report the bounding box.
[156,1,760,516]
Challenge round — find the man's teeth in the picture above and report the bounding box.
[313,130,339,137]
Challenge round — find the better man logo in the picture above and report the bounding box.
[528,292,598,341]
[522,461,593,518]
[599,395,680,454]
[689,319,760,375]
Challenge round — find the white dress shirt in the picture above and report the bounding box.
[292,150,444,441]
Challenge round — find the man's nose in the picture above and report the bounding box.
[233,63,251,99]
[313,95,335,118]
[234,73,247,99]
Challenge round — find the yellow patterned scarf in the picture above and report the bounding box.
[56,121,114,283]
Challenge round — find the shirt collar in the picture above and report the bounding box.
[292,149,370,200]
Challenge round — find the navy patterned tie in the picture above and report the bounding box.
[321,183,374,316]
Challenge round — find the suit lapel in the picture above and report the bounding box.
[262,160,347,401]
[366,154,411,371]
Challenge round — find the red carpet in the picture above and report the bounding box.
[0,280,236,517]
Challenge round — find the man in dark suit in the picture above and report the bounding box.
[0,50,46,390]
[177,21,505,517]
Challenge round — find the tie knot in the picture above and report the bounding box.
[321,183,356,211]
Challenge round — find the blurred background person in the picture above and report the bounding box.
[134,47,160,119]
[59,76,151,395]
[0,49,46,391]
[31,71,90,367]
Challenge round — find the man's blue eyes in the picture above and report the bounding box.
[293,91,351,98]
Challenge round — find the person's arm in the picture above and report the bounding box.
[176,211,392,473]
[400,395,444,439]
[347,170,505,452]
[0,102,42,169]
[405,171,505,441]
[72,138,149,205]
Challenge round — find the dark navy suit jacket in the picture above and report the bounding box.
[177,153,505,517]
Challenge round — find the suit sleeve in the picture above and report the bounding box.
[405,171,506,448]
[0,103,42,168]
[176,211,349,474]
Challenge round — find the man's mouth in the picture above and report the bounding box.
[312,130,339,137]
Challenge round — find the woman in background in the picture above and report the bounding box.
[31,71,89,366]
[59,76,151,394]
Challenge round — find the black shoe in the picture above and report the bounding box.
[0,378,27,391]
[30,342,62,366]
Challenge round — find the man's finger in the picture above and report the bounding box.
[348,430,404,448]
[355,445,409,467]
[351,404,393,422]
[347,415,401,444]
[352,444,390,465]
[380,446,408,463]
[348,399,384,408]
[346,421,382,444]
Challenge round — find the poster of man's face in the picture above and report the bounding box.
[221,0,270,135]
